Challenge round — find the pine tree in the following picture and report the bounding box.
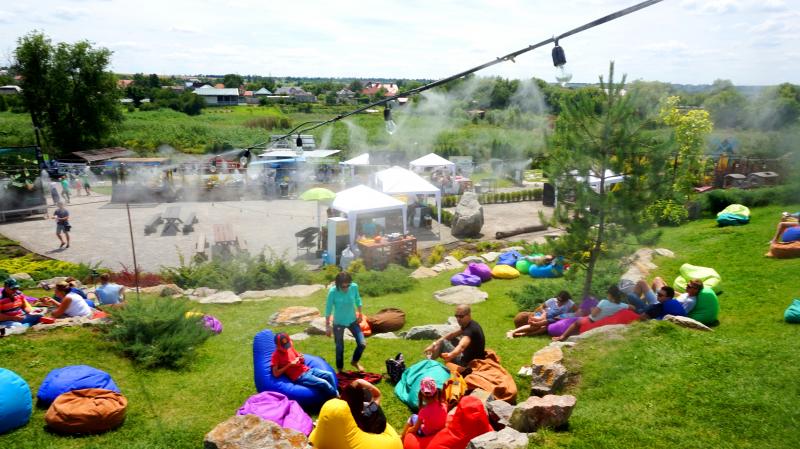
[547,63,670,298]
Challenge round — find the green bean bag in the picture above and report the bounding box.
[688,287,719,326]
[784,299,800,323]
[394,359,450,411]
[674,263,721,293]
[716,204,750,227]
[515,259,532,274]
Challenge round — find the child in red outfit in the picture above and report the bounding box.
[401,376,448,438]
[271,332,338,397]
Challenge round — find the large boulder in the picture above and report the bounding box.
[566,324,629,342]
[193,291,242,304]
[451,192,484,237]
[466,427,529,449]
[508,395,577,432]
[529,363,567,397]
[531,346,563,367]
[433,285,488,305]
[241,285,325,301]
[409,266,439,279]
[192,287,219,297]
[204,414,308,449]
[431,256,465,273]
[11,272,33,282]
[404,323,458,340]
[140,284,184,297]
[269,307,320,326]
[486,399,515,428]
[663,314,713,331]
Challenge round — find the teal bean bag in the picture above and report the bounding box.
[716,204,750,227]
[688,287,720,326]
[674,263,721,293]
[0,368,32,434]
[784,299,800,323]
[394,359,450,411]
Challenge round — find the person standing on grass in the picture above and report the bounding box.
[53,202,70,249]
[325,271,367,372]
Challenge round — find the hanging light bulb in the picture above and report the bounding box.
[384,105,396,135]
[295,134,303,148]
[552,41,572,87]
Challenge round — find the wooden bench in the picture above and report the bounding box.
[195,232,207,260]
[182,212,198,234]
[144,213,162,235]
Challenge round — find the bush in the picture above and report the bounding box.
[407,253,422,269]
[347,258,366,274]
[110,264,164,287]
[0,255,99,282]
[698,183,800,214]
[319,264,341,283]
[643,199,689,226]
[475,241,502,252]
[353,264,417,296]
[449,248,467,261]
[426,244,446,266]
[105,297,212,369]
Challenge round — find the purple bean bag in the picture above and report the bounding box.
[451,273,482,287]
[237,391,313,436]
[547,297,598,336]
[466,263,493,282]
[203,315,223,334]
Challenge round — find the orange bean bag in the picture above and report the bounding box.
[768,240,800,259]
[579,309,640,334]
[402,395,493,449]
[45,388,127,434]
[359,315,372,337]
[463,350,517,404]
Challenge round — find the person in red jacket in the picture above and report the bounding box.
[271,332,337,396]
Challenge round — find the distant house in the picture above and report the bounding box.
[254,87,272,97]
[214,83,225,89]
[273,86,317,103]
[336,88,356,104]
[117,79,133,89]
[361,82,399,97]
[194,87,241,106]
[0,85,22,95]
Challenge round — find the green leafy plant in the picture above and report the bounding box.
[347,258,366,274]
[643,199,689,226]
[449,248,467,261]
[426,244,446,266]
[353,264,417,296]
[407,254,422,269]
[320,264,341,282]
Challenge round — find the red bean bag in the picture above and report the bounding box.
[579,309,640,333]
[402,395,492,449]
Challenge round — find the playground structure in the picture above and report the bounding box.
[713,153,788,189]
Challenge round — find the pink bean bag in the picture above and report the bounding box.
[466,263,492,282]
[237,391,313,436]
[547,298,598,336]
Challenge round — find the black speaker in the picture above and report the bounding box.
[543,183,555,206]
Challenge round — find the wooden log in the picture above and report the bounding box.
[495,224,548,239]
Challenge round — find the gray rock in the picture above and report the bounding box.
[270,307,320,326]
[486,399,515,428]
[139,284,184,297]
[193,287,218,297]
[305,317,353,340]
[11,272,33,282]
[289,332,310,341]
[654,248,675,258]
[27,315,111,333]
[405,323,458,340]
[204,414,308,449]
[239,290,272,300]
[530,363,568,397]
[664,315,712,331]
[469,388,495,407]
[517,366,532,377]
[433,285,488,305]
[509,394,577,432]
[241,285,325,301]
[501,246,525,253]
[451,192,484,237]
[193,290,241,304]
[38,276,67,290]
[481,251,501,263]
[531,346,563,367]
[567,324,629,342]
[467,427,529,449]
[460,256,485,264]
[371,332,399,339]
[441,256,465,271]
[548,341,576,350]
[410,266,440,279]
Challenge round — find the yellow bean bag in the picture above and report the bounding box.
[491,264,520,279]
[308,399,402,449]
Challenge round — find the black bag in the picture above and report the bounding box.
[64,224,72,232]
[385,353,405,384]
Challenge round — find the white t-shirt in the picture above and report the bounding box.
[63,292,93,317]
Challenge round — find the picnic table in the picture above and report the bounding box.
[212,223,244,258]
[162,206,183,233]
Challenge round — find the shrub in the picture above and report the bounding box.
[407,253,422,269]
[353,264,416,296]
[105,297,212,369]
[0,255,100,282]
[642,199,689,226]
[509,260,624,311]
[475,241,502,252]
[426,244,446,266]
[449,248,467,261]
[110,264,164,287]
[347,258,366,274]
[698,182,800,214]
[320,264,341,282]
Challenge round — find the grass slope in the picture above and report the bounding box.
[1,203,798,448]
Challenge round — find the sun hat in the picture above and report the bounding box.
[420,376,437,396]
[274,332,292,350]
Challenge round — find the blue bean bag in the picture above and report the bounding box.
[394,359,451,411]
[0,368,32,434]
[451,272,482,287]
[253,329,338,412]
[784,299,800,323]
[466,263,492,282]
[37,365,119,405]
[529,256,565,278]
[496,250,522,267]
[782,226,800,243]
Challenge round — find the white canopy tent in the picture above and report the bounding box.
[374,166,442,225]
[571,169,625,193]
[331,184,408,248]
[409,153,456,175]
[341,153,370,166]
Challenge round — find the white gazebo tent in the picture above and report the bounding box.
[340,153,370,178]
[331,184,407,248]
[374,166,442,225]
[409,153,456,175]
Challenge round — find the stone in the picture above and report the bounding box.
[469,388,495,407]
[620,265,647,283]
[664,315,713,331]
[517,366,532,377]
[654,248,675,258]
[441,256,465,271]
[140,284,184,297]
[27,315,111,333]
[509,394,577,432]
[460,256,485,264]
[270,307,320,326]
[405,323,458,340]
[433,285,488,305]
[548,341,576,350]
[486,399,515,428]
[184,288,195,296]
[194,291,242,304]
[204,414,308,449]
[531,346,563,367]
[370,332,399,339]
[529,363,568,397]
[193,287,218,297]
[410,266,440,279]
[466,427,529,449]
[501,246,525,253]
[10,272,32,282]
[240,285,325,300]
[481,252,501,263]
[451,192,484,238]
[289,332,310,341]
[38,277,67,290]
[567,324,629,342]
[305,317,328,335]
[240,290,272,300]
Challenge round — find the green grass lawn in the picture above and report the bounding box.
[2,203,799,448]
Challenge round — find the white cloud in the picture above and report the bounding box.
[681,0,740,14]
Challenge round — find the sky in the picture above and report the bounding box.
[0,0,798,85]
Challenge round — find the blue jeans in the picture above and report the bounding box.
[626,293,649,314]
[333,320,366,371]
[296,367,338,396]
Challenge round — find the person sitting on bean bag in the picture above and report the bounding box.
[343,379,387,434]
[552,285,634,342]
[272,332,338,397]
[639,286,686,320]
[400,376,447,440]
[676,279,703,314]
[506,290,576,338]
[770,212,800,244]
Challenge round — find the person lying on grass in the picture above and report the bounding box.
[401,376,447,439]
[506,290,576,338]
[271,332,338,397]
[639,286,686,320]
[552,285,634,342]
